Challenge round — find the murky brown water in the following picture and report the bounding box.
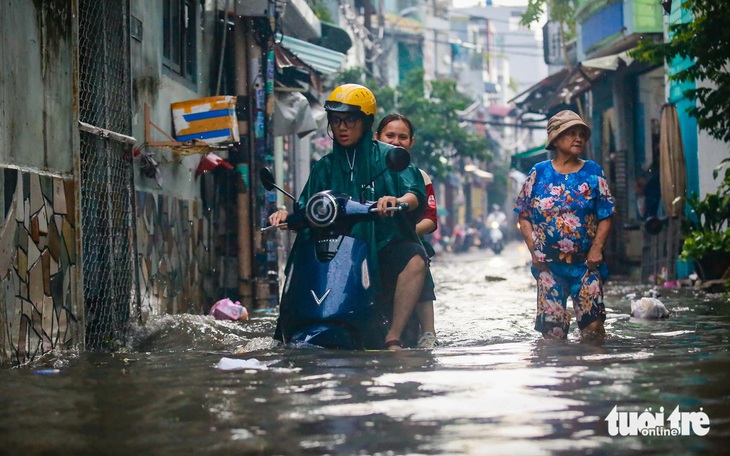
[2,243,728,455]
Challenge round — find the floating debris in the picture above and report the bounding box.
[484,275,506,282]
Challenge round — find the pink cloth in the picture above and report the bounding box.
[210,298,249,321]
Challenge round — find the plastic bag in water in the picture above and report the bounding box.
[210,298,249,321]
[215,357,267,371]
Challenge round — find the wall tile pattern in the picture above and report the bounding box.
[135,191,212,319]
[0,173,80,367]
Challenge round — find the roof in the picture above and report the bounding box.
[275,33,346,75]
[509,65,605,115]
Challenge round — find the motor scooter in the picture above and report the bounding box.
[488,221,504,254]
[261,147,419,350]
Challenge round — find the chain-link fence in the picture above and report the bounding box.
[78,0,138,350]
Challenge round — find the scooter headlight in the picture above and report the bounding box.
[491,221,500,229]
[306,192,338,228]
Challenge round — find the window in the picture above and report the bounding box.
[163,0,197,82]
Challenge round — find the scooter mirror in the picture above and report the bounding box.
[260,167,276,191]
[260,167,296,201]
[386,147,410,172]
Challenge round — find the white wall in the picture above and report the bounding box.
[695,79,730,198]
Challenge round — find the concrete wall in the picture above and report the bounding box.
[130,1,220,198]
[0,0,81,366]
[0,0,233,365]
[129,1,226,317]
[0,0,76,174]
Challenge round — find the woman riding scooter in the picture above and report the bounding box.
[268,84,428,350]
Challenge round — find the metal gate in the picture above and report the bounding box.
[78,0,138,350]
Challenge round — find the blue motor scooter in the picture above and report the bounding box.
[261,147,419,349]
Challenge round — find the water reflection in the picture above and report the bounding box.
[1,246,728,455]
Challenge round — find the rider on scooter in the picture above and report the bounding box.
[486,204,507,227]
[485,204,508,251]
[268,84,429,350]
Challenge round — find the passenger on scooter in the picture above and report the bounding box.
[375,113,439,349]
[268,84,428,350]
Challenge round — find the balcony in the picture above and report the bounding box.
[575,0,663,60]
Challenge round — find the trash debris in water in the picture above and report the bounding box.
[33,369,62,375]
[210,298,249,321]
[630,297,669,319]
[643,288,661,298]
[215,357,267,371]
[484,275,506,282]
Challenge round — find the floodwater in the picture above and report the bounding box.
[2,243,729,455]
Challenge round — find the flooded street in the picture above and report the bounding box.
[2,242,729,455]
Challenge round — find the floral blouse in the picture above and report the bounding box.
[514,160,615,264]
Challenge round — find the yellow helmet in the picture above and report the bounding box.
[324,84,377,117]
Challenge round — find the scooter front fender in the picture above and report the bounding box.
[277,235,386,349]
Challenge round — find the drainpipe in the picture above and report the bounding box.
[234,15,254,309]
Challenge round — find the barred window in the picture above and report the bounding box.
[163,0,198,82]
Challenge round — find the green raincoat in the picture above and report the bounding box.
[290,131,427,292]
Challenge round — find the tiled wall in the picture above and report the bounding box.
[0,172,80,367]
[0,174,216,366]
[135,192,213,319]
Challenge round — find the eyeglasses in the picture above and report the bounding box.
[330,115,361,128]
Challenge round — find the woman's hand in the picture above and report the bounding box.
[586,243,604,270]
[376,196,399,217]
[531,252,549,272]
[519,216,548,271]
[268,210,289,230]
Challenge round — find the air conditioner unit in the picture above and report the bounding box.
[235,0,284,18]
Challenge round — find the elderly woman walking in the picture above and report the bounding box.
[514,110,615,341]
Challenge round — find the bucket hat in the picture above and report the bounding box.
[546,110,591,150]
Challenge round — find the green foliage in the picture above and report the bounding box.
[333,68,491,178]
[679,158,730,262]
[520,0,576,41]
[305,0,333,23]
[632,0,730,143]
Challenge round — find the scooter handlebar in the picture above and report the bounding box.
[369,202,409,213]
[261,223,287,232]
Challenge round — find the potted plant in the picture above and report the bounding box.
[679,158,730,281]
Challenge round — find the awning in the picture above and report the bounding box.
[273,91,318,138]
[511,144,548,173]
[464,164,494,181]
[509,169,527,187]
[581,50,635,71]
[276,33,346,75]
[236,0,321,41]
[278,0,321,41]
[318,22,353,54]
[510,69,569,112]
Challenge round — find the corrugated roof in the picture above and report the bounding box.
[276,33,346,75]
